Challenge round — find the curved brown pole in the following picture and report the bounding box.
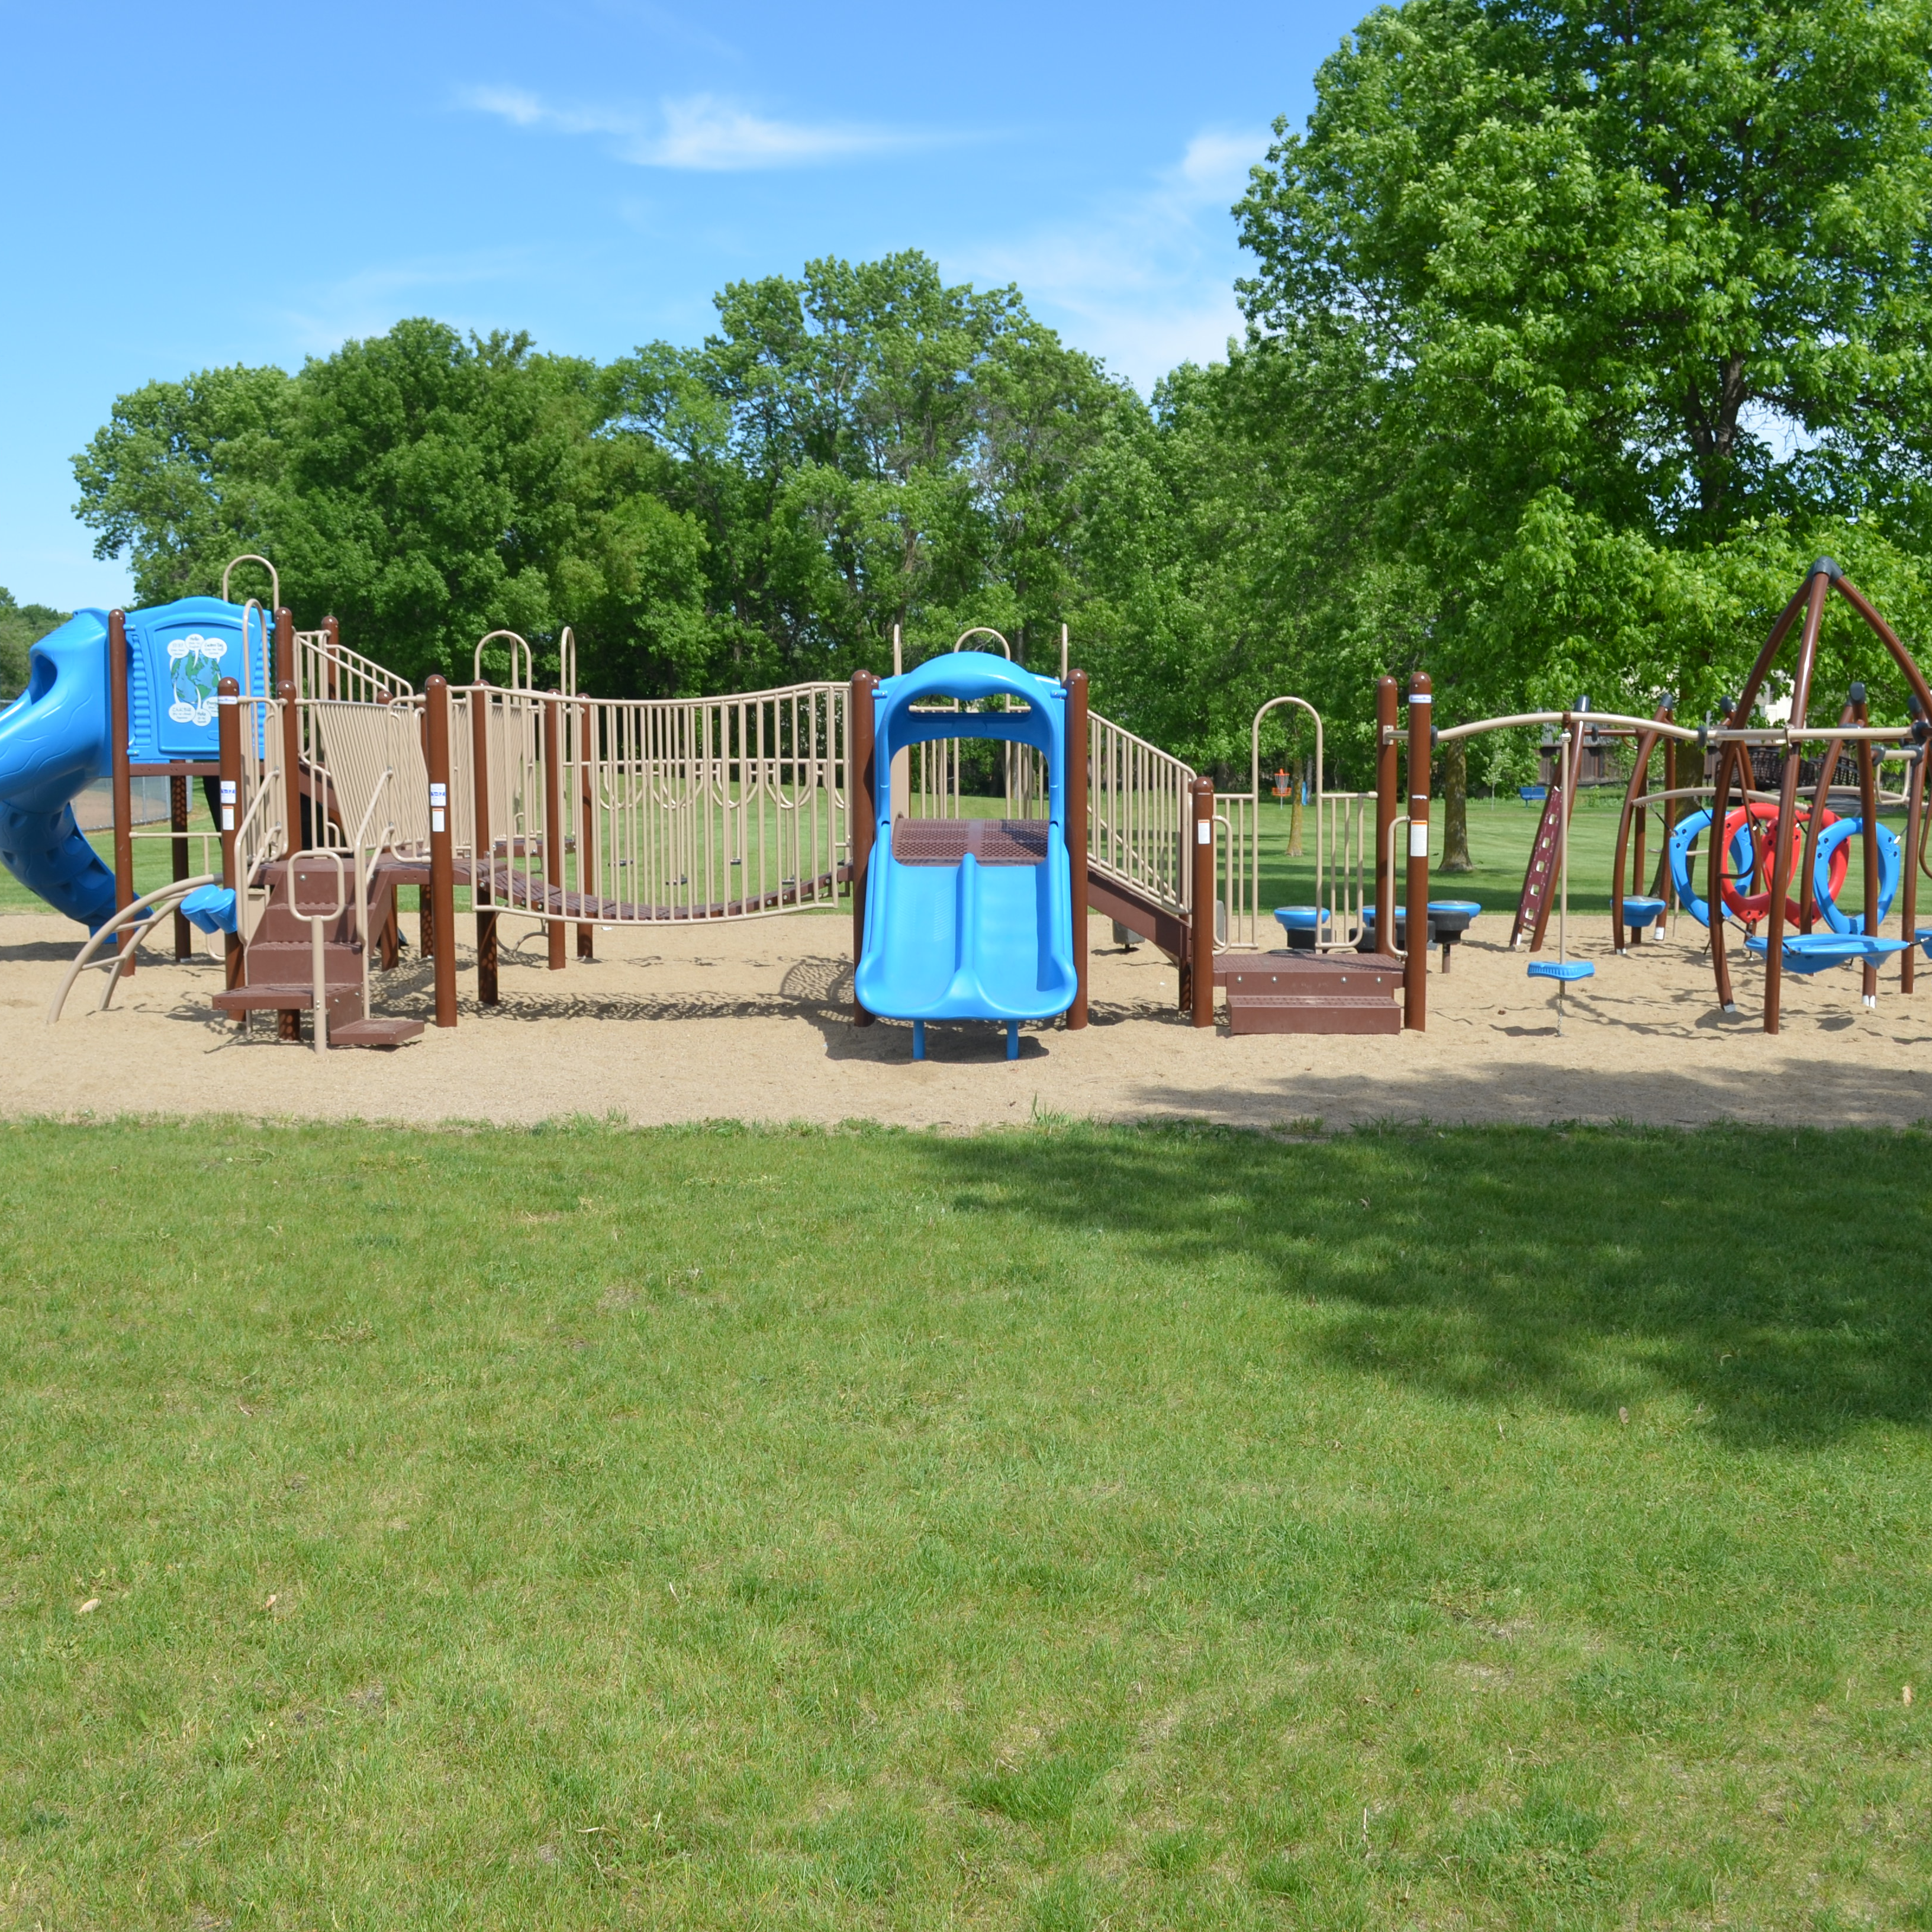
[1798,701,1855,936]
[1832,577,1932,724]
[1611,700,1672,952]
[1709,732,1738,1011]
[1762,568,1831,1033]
[1904,735,1924,994]
[1710,568,1830,1016]
[1854,688,1881,1004]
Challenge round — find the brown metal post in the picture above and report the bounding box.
[107,610,135,975]
[322,616,341,699]
[278,677,303,854]
[1761,569,1831,1032]
[1659,735,1677,905]
[471,681,498,1006]
[170,774,191,958]
[1799,703,1855,935]
[576,698,595,959]
[1190,775,1215,1028]
[1904,723,1924,996]
[1066,668,1089,1029]
[277,677,304,1039]
[273,606,295,695]
[850,671,877,1023]
[1405,673,1432,1031]
[426,675,458,1028]
[216,677,242,992]
[1853,686,1881,1005]
[1373,675,1398,952]
[543,693,566,971]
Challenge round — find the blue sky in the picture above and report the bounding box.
[0,0,1367,610]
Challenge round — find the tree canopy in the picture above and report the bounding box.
[72,4,1932,772]
[75,256,1132,696]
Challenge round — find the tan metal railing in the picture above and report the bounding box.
[461,680,851,926]
[1087,710,1196,917]
[294,628,414,706]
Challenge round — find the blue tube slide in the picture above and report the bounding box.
[0,609,117,926]
[852,652,1077,1029]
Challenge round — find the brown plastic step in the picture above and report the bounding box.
[1220,952,1403,1036]
[212,984,365,1016]
[329,1017,424,1048]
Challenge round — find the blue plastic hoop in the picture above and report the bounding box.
[1811,818,1901,935]
[1667,809,1756,929]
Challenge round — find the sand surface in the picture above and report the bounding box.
[5,909,1931,1130]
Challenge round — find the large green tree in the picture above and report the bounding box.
[1233,0,1932,728]
[610,251,1137,680]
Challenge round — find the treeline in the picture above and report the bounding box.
[74,2,1932,787]
[0,590,69,700]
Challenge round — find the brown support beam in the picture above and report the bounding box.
[273,606,295,695]
[1853,685,1881,1007]
[850,671,877,1024]
[170,774,191,959]
[1065,668,1089,1029]
[321,615,340,698]
[1405,673,1432,1031]
[278,677,304,1041]
[1189,775,1215,1028]
[577,698,595,959]
[1762,568,1831,1033]
[426,675,459,1028]
[216,677,242,993]
[472,680,498,1006]
[543,693,566,971]
[107,610,135,977]
[1904,716,1925,996]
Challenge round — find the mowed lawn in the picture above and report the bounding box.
[5,1120,1931,1930]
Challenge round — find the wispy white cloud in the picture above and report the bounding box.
[954,126,1272,388]
[275,248,542,353]
[457,84,913,171]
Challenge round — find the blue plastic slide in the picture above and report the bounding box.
[852,652,1077,1054]
[0,597,268,928]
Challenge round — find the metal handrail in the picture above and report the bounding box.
[46,874,218,1023]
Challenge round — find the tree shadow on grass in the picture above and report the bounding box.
[916,1122,1932,1450]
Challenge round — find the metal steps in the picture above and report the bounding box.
[1214,951,1403,1035]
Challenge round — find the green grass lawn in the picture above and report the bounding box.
[5,1118,1931,1929]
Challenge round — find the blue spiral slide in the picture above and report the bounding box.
[0,598,268,928]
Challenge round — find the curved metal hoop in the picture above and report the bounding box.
[953,627,1013,659]
[474,629,534,690]
[221,553,279,611]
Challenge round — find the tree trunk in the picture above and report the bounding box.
[1441,737,1474,874]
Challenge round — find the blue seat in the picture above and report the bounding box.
[1527,959,1594,981]
[1743,933,1910,975]
[178,884,238,935]
[1622,896,1666,928]
[1519,785,1548,804]
[1272,905,1331,948]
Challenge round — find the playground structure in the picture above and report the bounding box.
[18,562,1427,1046]
[20,554,1931,1047]
[1479,559,1932,1030]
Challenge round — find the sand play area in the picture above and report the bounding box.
[5,906,1931,1130]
